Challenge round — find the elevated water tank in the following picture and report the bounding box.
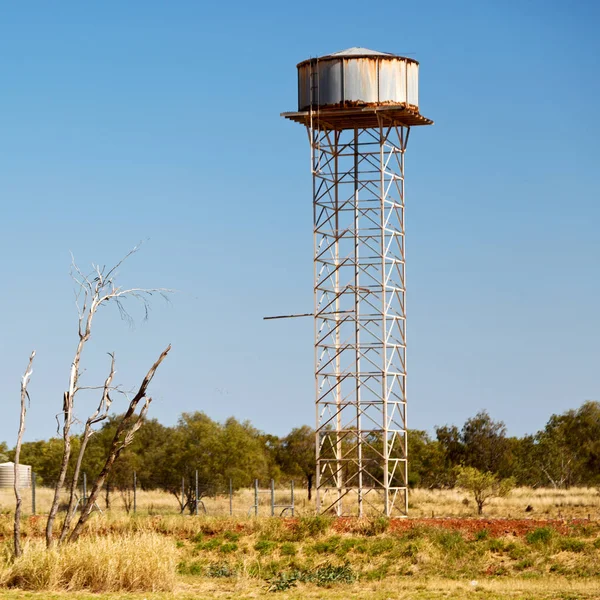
[297,47,419,112]
[0,462,31,488]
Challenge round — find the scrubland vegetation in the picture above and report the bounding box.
[2,400,600,597]
[0,488,600,597]
[6,400,600,508]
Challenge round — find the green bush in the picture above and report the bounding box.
[558,538,586,553]
[515,558,534,570]
[309,563,357,586]
[312,536,341,554]
[255,540,277,555]
[177,560,203,576]
[223,531,241,542]
[475,529,489,541]
[488,538,507,553]
[196,537,221,552]
[368,537,395,556]
[526,527,554,546]
[435,531,465,552]
[279,542,297,557]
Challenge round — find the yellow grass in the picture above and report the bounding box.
[2,485,599,519]
[409,486,600,519]
[0,532,176,592]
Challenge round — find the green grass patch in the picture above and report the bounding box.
[255,539,278,555]
[526,527,555,545]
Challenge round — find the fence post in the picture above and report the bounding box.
[83,472,87,507]
[32,472,36,516]
[195,470,199,516]
[270,479,275,517]
[181,477,185,514]
[254,479,259,517]
[291,480,295,517]
[229,478,233,516]
[133,471,137,514]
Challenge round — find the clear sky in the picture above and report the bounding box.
[0,0,598,446]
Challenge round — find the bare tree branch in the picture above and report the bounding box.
[68,344,171,543]
[45,246,173,548]
[58,353,116,544]
[14,351,35,558]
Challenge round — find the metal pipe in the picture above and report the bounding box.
[31,472,36,516]
[271,479,276,517]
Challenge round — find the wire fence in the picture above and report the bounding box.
[0,472,303,518]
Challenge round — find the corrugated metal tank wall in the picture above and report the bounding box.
[298,54,419,112]
[0,462,31,488]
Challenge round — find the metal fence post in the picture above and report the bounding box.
[195,470,199,516]
[133,471,137,514]
[229,478,233,516]
[291,480,295,517]
[32,472,36,515]
[254,479,259,517]
[270,479,275,517]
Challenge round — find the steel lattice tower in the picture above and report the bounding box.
[283,48,432,516]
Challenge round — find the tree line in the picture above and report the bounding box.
[3,399,598,501]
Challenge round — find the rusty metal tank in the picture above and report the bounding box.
[297,47,419,112]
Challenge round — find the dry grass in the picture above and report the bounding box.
[0,485,302,518]
[0,511,597,596]
[2,485,600,520]
[409,486,600,519]
[0,532,176,592]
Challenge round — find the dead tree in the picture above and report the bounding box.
[14,351,35,558]
[45,246,171,548]
[68,344,170,543]
[58,353,116,544]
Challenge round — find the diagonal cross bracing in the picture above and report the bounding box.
[311,120,410,517]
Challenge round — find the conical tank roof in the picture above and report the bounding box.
[325,47,395,57]
[297,47,417,68]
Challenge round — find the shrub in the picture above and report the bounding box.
[368,537,395,556]
[279,542,297,557]
[558,538,586,553]
[312,537,340,554]
[255,540,277,555]
[197,538,221,552]
[297,515,332,538]
[515,558,534,570]
[435,531,465,552]
[309,563,357,586]
[455,467,515,515]
[526,527,554,546]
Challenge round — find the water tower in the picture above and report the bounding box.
[282,47,432,517]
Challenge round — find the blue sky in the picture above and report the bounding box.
[0,0,598,445]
